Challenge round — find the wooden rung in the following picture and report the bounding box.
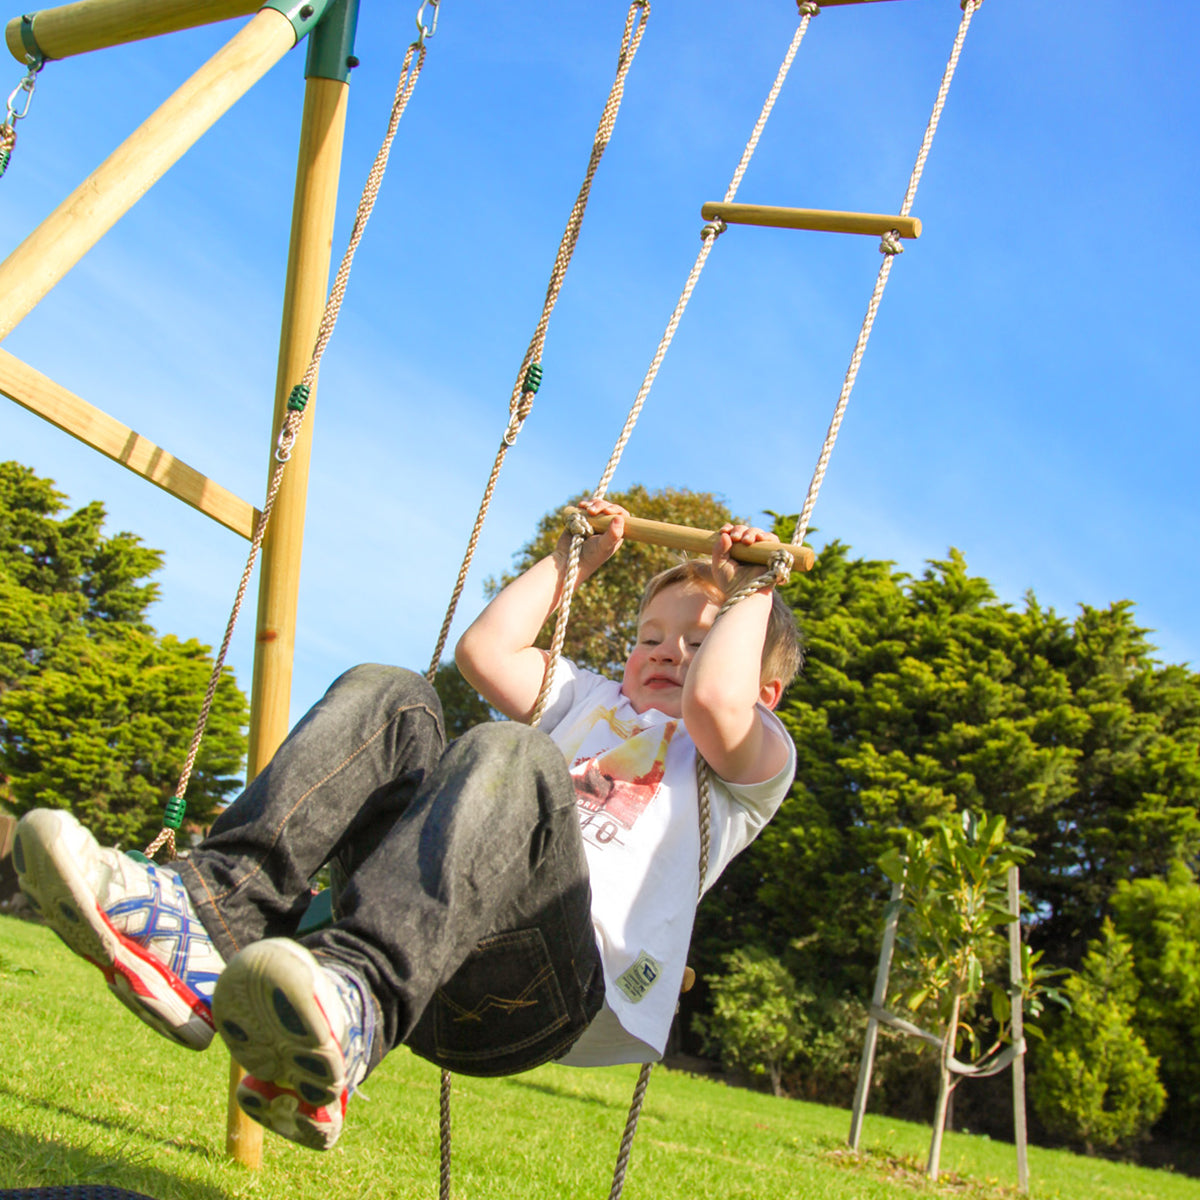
[6,0,260,64]
[700,202,920,240]
[564,507,814,574]
[0,348,261,540]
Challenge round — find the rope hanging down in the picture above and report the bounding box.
[791,0,983,547]
[143,10,437,862]
[429,8,650,1194]
[535,6,822,1196]
[425,0,650,683]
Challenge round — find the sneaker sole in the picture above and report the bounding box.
[213,939,348,1150]
[14,809,215,1051]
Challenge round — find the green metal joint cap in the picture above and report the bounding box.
[305,0,360,82]
[261,0,336,46]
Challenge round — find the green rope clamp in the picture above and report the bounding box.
[123,849,153,866]
[0,139,12,178]
[164,794,187,830]
[19,15,46,69]
[287,383,310,412]
[522,362,543,394]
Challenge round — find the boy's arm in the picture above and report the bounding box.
[456,499,626,723]
[682,526,792,786]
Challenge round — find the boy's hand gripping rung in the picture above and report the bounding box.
[564,507,815,574]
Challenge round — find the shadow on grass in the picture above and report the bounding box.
[0,1123,230,1200]
[502,1077,628,1112]
[0,1084,214,1162]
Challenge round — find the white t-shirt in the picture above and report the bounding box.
[537,660,796,1066]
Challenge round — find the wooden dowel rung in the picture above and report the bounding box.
[701,202,920,240]
[564,507,814,574]
[0,348,261,540]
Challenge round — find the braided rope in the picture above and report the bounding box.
[606,1062,654,1200]
[593,7,817,503]
[144,38,431,862]
[425,0,650,681]
[431,11,651,1195]
[438,1065,452,1200]
[792,0,982,547]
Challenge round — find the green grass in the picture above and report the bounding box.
[1,914,1195,1200]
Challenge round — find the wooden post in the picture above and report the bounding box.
[1008,866,1029,1191]
[0,8,297,342]
[225,67,351,1169]
[5,0,259,63]
[848,878,903,1149]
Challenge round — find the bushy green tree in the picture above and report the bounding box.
[692,946,810,1097]
[1110,860,1200,1138]
[0,461,246,844]
[1031,920,1165,1153]
[699,538,1200,999]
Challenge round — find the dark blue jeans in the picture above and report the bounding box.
[175,665,604,1077]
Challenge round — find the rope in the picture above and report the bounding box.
[430,10,651,1195]
[791,0,983,547]
[425,0,650,681]
[144,32,433,862]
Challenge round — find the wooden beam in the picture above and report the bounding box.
[0,8,297,341]
[0,348,260,539]
[7,0,259,63]
[564,506,815,574]
[701,202,921,240]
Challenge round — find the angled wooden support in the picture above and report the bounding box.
[0,348,260,538]
[0,7,300,341]
[6,0,259,63]
[701,202,920,240]
[564,506,815,573]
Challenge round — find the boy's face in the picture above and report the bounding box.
[621,582,720,718]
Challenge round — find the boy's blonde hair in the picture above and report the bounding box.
[637,559,804,691]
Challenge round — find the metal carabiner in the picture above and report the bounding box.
[414,0,439,46]
[5,73,36,123]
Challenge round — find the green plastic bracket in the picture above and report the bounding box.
[261,0,336,47]
[305,0,361,83]
[19,14,46,68]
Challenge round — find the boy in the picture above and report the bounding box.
[13,499,800,1150]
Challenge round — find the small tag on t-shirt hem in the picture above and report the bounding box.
[615,951,663,1003]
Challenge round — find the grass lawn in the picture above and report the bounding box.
[1,914,1195,1200]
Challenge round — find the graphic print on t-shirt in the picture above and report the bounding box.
[566,705,678,845]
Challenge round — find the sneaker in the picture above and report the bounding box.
[12,808,224,1050]
[212,938,375,1151]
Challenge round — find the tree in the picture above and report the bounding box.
[879,811,1031,1178]
[0,461,247,844]
[1110,860,1200,1139]
[1031,920,1165,1153]
[692,946,810,1097]
[699,538,1200,1004]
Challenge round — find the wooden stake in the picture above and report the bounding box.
[0,8,296,342]
[6,0,258,63]
[0,348,260,539]
[849,878,903,1149]
[700,203,920,240]
[1009,866,1030,1192]
[225,69,350,1171]
[564,506,815,573]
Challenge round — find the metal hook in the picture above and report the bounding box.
[415,0,439,45]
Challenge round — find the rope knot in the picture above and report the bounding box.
[700,215,727,242]
[567,510,594,539]
[879,229,904,256]
[797,1,820,16]
[768,547,794,587]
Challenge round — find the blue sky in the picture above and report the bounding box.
[2,0,1197,724]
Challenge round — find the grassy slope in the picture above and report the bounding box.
[1,915,1195,1200]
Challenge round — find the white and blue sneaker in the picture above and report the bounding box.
[13,808,223,1050]
[213,938,375,1151]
